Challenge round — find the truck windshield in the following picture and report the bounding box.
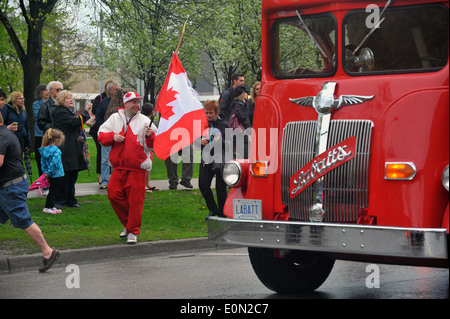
[344,4,448,74]
[272,14,337,78]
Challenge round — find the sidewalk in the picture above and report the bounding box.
[27,178,201,199]
[2,179,221,274]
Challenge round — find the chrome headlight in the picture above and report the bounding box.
[223,161,241,187]
[442,165,449,191]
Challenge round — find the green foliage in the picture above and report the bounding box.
[188,0,263,91]
[94,0,208,103]
[2,0,265,103]
[92,0,263,99]
[0,0,96,93]
[40,6,95,89]
[0,4,25,92]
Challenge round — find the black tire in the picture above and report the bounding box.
[248,247,335,294]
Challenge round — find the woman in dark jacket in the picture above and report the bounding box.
[1,91,32,152]
[247,81,260,126]
[228,85,251,159]
[51,90,92,208]
[1,92,32,178]
[200,100,231,219]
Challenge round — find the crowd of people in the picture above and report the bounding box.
[0,73,259,270]
[1,84,92,207]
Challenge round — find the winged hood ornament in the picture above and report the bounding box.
[289,82,374,114]
[288,82,374,222]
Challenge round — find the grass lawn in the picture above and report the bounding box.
[3,137,210,255]
[0,190,210,255]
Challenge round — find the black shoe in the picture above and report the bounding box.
[39,249,60,273]
[180,180,193,189]
[169,184,177,189]
[69,203,81,208]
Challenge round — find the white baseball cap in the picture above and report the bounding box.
[123,92,144,104]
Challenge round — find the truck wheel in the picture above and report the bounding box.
[248,247,335,294]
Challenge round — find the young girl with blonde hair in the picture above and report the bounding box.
[39,128,65,214]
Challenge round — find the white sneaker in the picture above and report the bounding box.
[119,228,127,238]
[127,233,137,245]
[43,208,57,214]
[52,207,62,214]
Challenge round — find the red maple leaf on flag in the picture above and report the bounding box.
[154,53,208,160]
[156,86,178,120]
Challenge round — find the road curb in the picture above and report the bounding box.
[1,237,227,274]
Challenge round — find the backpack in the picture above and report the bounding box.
[228,104,245,133]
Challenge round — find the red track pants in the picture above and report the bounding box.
[107,169,146,235]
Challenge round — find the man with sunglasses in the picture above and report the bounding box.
[37,81,63,133]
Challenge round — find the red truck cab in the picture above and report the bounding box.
[208,0,448,293]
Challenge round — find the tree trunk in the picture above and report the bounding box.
[23,21,44,151]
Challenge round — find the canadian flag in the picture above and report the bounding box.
[154,52,208,160]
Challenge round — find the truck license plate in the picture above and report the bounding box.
[233,199,262,220]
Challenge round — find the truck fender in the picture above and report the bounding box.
[223,187,245,218]
[441,202,449,234]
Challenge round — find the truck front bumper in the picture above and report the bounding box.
[208,217,448,261]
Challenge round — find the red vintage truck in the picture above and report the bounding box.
[208,0,449,293]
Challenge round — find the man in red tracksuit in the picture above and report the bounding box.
[98,92,155,244]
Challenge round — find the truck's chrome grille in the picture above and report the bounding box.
[281,120,374,223]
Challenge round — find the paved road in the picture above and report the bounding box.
[0,247,447,300]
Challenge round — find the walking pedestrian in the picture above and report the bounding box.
[0,112,59,273]
[98,92,155,244]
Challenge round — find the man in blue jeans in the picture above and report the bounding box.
[0,112,59,272]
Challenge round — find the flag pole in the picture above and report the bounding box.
[149,115,154,128]
[175,19,188,55]
[152,19,187,129]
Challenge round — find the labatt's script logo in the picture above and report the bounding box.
[290,136,356,198]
